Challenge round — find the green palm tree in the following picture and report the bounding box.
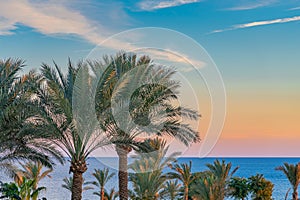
[104,188,118,200]
[90,168,116,200]
[38,60,111,200]
[18,177,46,200]
[94,52,200,200]
[1,177,46,200]
[206,160,239,199]
[160,180,181,200]
[129,138,178,199]
[62,176,93,193]
[248,174,273,200]
[168,161,194,200]
[228,177,250,200]
[0,58,64,172]
[0,181,21,200]
[13,161,52,200]
[192,173,219,200]
[276,162,300,200]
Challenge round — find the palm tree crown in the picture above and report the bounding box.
[90,168,116,200]
[276,162,300,200]
[0,58,63,172]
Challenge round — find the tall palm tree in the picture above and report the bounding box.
[89,168,116,200]
[13,161,52,200]
[94,52,200,200]
[129,138,178,199]
[168,161,194,200]
[276,162,300,200]
[206,160,239,199]
[0,58,64,172]
[38,60,110,200]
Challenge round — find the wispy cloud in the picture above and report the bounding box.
[226,0,277,11]
[288,6,300,11]
[211,16,300,34]
[138,0,200,11]
[0,0,109,43]
[0,1,205,70]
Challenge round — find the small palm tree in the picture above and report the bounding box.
[18,177,46,200]
[62,176,93,193]
[160,180,181,200]
[90,168,116,200]
[276,162,300,200]
[129,138,178,199]
[206,160,239,199]
[0,181,21,200]
[13,161,52,200]
[228,177,250,200]
[192,173,219,200]
[248,174,273,200]
[168,161,194,200]
[104,188,118,200]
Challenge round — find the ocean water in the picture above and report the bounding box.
[1,157,299,200]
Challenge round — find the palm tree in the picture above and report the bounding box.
[38,60,110,200]
[0,58,64,173]
[90,168,116,200]
[160,180,181,200]
[206,160,239,199]
[104,188,118,200]
[248,174,273,200]
[18,177,46,200]
[62,176,93,193]
[228,177,249,200]
[13,161,52,200]
[129,138,178,199]
[191,173,219,200]
[168,161,194,200]
[94,52,200,200]
[276,162,300,200]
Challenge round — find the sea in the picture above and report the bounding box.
[1,157,299,200]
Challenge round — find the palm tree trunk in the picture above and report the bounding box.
[32,193,38,200]
[70,159,88,200]
[293,188,298,200]
[32,184,38,200]
[101,186,105,200]
[184,185,189,200]
[116,145,131,200]
[71,171,84,200]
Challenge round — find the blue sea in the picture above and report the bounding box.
[1,157,299,199]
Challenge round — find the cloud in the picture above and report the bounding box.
[288,6,300,11]
[0,17,17,35]
[225,0,277,11]
[138,0,200,11]
[211,16,300,34]
[0,0,112,43]
[136,48,205,72]
[0,1,204,70]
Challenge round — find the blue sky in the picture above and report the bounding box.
[1,0,300,156]
[1,0,300,83]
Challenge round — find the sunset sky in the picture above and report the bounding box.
[1,0,300,157]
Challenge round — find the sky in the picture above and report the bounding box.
[0,0,300,157]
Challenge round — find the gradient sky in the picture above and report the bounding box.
[1,0,300,157]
